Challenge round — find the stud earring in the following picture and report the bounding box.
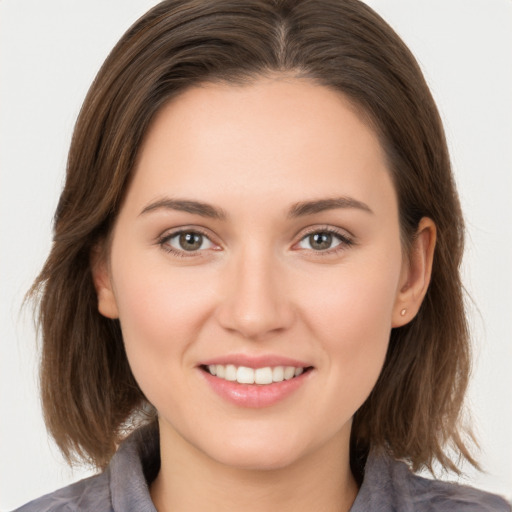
[400,308,407,317]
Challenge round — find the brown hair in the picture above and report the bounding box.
[30,0,476,475]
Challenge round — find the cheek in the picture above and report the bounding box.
[302,257,399,332]
[296,253,402,387]
[109,251,217,389]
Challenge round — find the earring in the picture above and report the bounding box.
[400,308,407,317]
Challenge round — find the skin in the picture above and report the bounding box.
[93,76,435,512]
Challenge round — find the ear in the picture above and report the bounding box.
[392,217,436,327]
[90,243,119,319]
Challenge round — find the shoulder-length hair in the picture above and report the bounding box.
[30,0,475,476]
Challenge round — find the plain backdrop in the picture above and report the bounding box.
[1,0,511,509]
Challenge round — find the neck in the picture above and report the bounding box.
[150,420,358,512]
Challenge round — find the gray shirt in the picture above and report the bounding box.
[14,425,510,511]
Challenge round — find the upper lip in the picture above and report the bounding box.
[199,354,312,369]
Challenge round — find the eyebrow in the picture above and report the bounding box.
[139,198,227,220]
[139,196,373,220]
[287,197,374,217]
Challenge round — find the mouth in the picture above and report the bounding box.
[200,364,313,385]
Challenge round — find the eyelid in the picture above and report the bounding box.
[293,225,355,253]
[157,226,221,257]
[155,224,355,258]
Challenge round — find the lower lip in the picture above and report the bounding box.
[200,368,311,408]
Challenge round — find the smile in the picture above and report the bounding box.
[205,364,307,385]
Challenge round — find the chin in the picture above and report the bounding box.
[214,446,303,472]
[202,430,315,472]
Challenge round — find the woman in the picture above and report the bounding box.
[12,0,510,510]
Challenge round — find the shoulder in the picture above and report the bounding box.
[11,423,160,512]
[11,471,112,512]
[353,448,511,512]
[406,472,511,512]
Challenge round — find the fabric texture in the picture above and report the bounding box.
[13,424,510,512]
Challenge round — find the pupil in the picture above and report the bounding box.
[180,232,202,251]
[310,232,332,250]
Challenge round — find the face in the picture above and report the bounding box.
[95,77,421,471]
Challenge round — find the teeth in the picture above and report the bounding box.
[272,366,284,382]
[225,364,237,381]
[284,366,295,380]
[255,367,272,385]
[216,365,226,379]
[206,364,307,385]
[237,366,254,384]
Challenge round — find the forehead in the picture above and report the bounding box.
[124,77,396,218]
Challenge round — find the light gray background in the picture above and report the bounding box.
[1,1,511,509]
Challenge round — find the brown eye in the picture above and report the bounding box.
[179,232,203,251]
[164,231,215,253]
[297,230,350,252]
[308,232,333,250]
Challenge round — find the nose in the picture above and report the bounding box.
[215,246,295,341]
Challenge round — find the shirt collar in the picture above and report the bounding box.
[106,423,421,512]
[109,423,160,512]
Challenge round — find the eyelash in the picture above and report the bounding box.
[296,226,355,255]
[157,226,355,258]
[157,228,217,258]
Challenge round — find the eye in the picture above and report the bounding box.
[162,230,216,253]
[297,230,352,252]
